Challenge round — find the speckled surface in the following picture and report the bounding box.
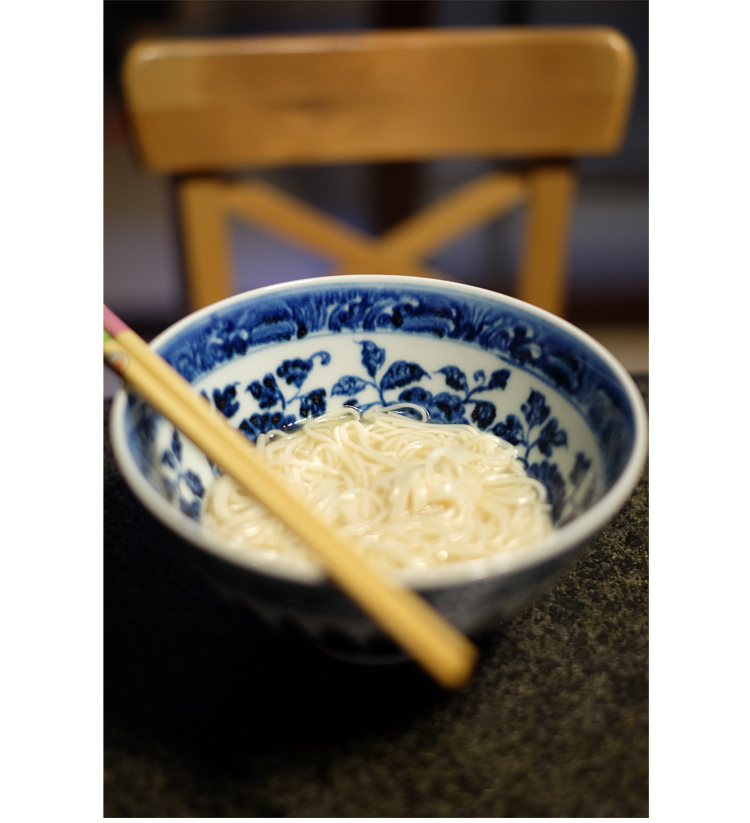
[103,376,648,817]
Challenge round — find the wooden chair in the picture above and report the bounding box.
[121,27,636,317]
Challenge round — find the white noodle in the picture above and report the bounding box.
[203,405,552,571]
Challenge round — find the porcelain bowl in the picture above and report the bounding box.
[110,275,647,661]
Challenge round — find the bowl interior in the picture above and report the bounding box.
[113,276,645,584]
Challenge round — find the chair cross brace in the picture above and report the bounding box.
[178,169,543,311]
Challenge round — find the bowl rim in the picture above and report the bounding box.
[109,274,648,590]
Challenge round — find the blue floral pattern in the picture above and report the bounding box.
[158,289,580,388]
[157,286,631,475]
[200,350,333,439]
[123,280,637,531]
[159,429,205,520]
[174,337,591,523]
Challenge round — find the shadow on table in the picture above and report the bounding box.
[104,462,468,772]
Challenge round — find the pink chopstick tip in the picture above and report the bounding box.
[103,305,131,337]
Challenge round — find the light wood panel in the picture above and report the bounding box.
[125,28,635,172]
[123,27,636,316]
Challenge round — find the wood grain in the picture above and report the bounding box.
[122,27,636,316]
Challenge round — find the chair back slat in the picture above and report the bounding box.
[124,28,635,172]
[122,28,636,316]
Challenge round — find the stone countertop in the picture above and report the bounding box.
[104,376,648,817]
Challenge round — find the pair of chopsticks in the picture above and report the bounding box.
[103,306,477,689]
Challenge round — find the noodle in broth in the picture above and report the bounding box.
[203,404,552,571]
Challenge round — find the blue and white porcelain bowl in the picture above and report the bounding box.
[110,275,647,661]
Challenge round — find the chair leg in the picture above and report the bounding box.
[516,163,576,317]
[179,178,234,311]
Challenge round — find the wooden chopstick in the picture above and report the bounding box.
[103,307,477,689]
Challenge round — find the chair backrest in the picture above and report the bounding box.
[122,27,636,316]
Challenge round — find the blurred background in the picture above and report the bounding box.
[103,0,648,395]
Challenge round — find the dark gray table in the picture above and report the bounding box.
[104,376,648,817]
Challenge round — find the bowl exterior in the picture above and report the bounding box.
[175,525,585,661]
[110,276,647,656]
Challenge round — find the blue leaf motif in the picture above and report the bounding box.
[397,387,465,423]
[398,386,433,406]
[487,368,511,390]
[179,497,201,521]
[330,299,372,333]
[161,450,176,469]
[471,400,496,430]
[509,326,537,365]
[184,471,205,498]
[521,390,550,428]
[221,330,247,357]
[163,478,177,503]
[430,392,467,424]
[132,402,158,454]
[276,358,313,388]
[276,351,331,388]
[358,341,386,378]
[436,366,469,393]
[527,460,566,522]
[247,373,284,409]
[380,361,429,392]
[537,418,567,457]
[171,429,182,462]
[332,375,370,396]
[570,452,591,485]
[299,389,327,418]
[212,383,240,418]
[493,414,524,446]
[240,411,297,441]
